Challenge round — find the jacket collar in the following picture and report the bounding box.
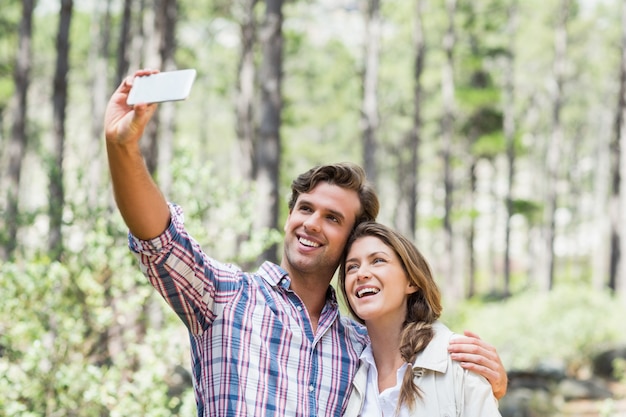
[412,321,453,374]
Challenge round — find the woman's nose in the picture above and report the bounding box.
[356,265,370,280]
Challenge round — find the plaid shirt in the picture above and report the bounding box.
[129,204,369,417]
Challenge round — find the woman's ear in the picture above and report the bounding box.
[406,283,419,295]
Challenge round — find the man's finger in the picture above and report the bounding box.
[463,329,481,339]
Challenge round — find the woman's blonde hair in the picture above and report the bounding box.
[339,221,443,412]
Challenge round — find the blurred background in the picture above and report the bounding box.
[1,0,626,415]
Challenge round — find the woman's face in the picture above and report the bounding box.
[343,235,417,325]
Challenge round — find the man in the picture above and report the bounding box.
[104,69,507,416]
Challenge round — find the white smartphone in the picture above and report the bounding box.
[126,69,197,105]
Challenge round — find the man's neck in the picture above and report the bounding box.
[289,276,332,334]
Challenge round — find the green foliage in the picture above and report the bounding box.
[0,0,17,108]
[614,358,626,382]
[282,32,362,166]
[0,217,197,416]
[444,285,626,374]
[471,131,505,158]
[512,198,543,225]
[0,153,280,415]
[0,76,13,109]
[167,152,283,265]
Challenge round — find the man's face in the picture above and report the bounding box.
[282,182,361,282]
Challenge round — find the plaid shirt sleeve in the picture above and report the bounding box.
[129,203,240,335]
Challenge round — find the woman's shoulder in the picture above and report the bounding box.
[426,320,456,349]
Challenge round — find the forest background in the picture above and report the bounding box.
[1,0,626,415]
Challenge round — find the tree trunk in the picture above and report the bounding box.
[1,0,35,261]
[360,0,380,186]
[49,0,73,261]
[256,0,283,264]
[234,0,259,181]
[232,0,259,271]
[129,0,145,74]
[543,0,569,292]
[621,95,626,304]
[116,0,133,85]
[87,0,112,210]
[140,0,160,175]
[441,0,460,302]
[503,0,518,297]
[611,0,626,298]
[462,2,480,299]
[155,0,178,195]
[467,160,477,298]
[395,0,425,240]
[82,0,115,373]
[591,121,611,292]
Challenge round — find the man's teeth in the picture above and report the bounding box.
[357,288,380,298]
[299,237,320,248]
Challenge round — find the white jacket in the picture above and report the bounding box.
[343,321,502,417]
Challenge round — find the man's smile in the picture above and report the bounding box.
[299,236,321,248]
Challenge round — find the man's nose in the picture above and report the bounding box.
[303,213,322,233]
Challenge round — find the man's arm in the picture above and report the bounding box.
[448,330,508,399]
[104,69,171,240]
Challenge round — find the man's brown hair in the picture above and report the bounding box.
[288,162,379,226]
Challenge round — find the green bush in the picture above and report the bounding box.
[443,285,626,375]
[0,226,196,416]
[0,165,283,416]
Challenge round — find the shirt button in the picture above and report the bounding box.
[297,305,303,311]
[309,385,314,392]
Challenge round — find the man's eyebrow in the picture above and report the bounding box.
[327,208,346,222]
[295,197,313,209]
[297,197,347,222]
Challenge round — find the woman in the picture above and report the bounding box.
[339,222,502,417]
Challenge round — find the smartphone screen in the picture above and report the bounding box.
[126,69,197,105]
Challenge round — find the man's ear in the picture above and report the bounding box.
[283,210,292,233]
